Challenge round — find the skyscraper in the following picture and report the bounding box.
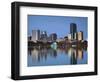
[40,31,48,42]
[32,30,40,42]
[49,33,57,42]
[77,31,83,41]
[70,23,77,40]
[40,31,47,39]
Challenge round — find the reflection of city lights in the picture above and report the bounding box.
[31,49,38,61]
[68,48,72,57]
[28,47,87,66]
[78,49,83,60]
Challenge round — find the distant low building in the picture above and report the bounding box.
[64,36,68,40]
[56,38,65,42]
[28,36,32,41]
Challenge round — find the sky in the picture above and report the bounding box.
[28,15,88,40]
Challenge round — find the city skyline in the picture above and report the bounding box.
[28,15,88,40]
[28,23,85,43]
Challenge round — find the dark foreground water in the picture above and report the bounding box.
[28,47,87,67]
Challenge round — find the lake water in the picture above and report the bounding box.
[28,47,87,67]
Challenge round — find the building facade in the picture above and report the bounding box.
[68,34,71,40]
[49,33,57,42]
[77,31,83,41]
[40,31,47,39]
[70,23,77,40]
[32,30,40,42]
[40,31,48,42]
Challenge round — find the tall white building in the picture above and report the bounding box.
[32,30,40,42]
[68,34,71,40]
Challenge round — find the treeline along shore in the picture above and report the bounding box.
[28,40,88,50]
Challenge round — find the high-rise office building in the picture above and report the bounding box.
[49,33,57,42]
[40,31,47,39]
[74,33,77,40]
[70,23,77,40]
[77,31,83,41]
[40,31,48,42]
[32,30,40,42]
[40,31,48,43]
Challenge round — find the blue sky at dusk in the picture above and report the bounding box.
[28,15,88,40]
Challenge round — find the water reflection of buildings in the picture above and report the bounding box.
[28,48,57,62]
[28,49,39,62]
[28,47,85,65]
[67,48,83,64]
